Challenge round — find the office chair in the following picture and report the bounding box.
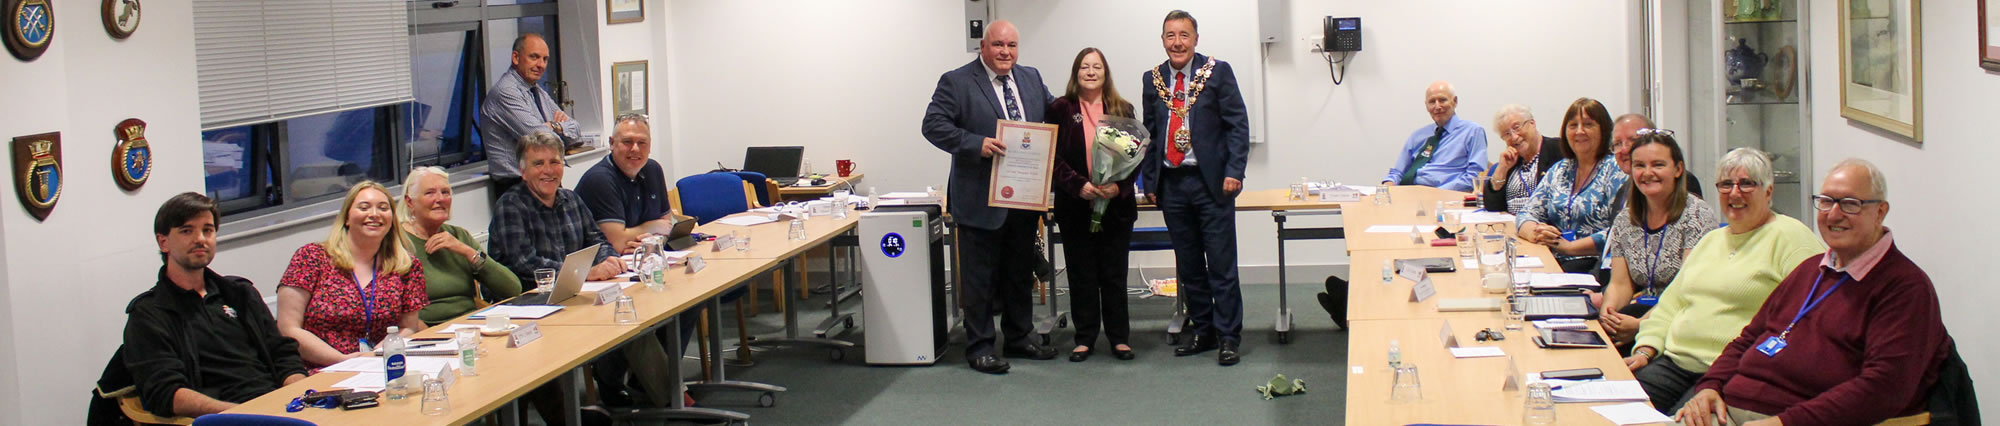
[670,172,759,369]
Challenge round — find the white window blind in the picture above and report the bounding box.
[195,0,414,130]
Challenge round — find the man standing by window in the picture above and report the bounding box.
[480,33,578,197]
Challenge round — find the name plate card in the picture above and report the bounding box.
[1502,356,1522,391]
[439,363,459,389]
[594,285,624,305]
[1410,272,1437,303]
[1320,186,1362,202]
[685,255,707,274]
[711,235,736,252]
[1438,319,1460,349]
[808,203,835,216]
[508,321,543,348]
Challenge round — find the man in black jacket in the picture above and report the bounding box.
[123,192,305,417]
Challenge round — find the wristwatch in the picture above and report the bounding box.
[469,251,486,267]
[1636,346,1660,360]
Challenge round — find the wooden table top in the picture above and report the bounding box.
[225,320,649,425]
[1345,246,1561,322]
[1344,317,1659,425]
[778,173,863,197]
[536,258,776,327]
[688,209,859,261]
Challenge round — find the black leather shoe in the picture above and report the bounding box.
[969,354,1010,374]
[1068,346,1093,362]
[1317,292,1349,330]
[1217,341,1241,366]
[1003,343,1058,360]
[1175,334,1219,356]
[1111,346,1136,361]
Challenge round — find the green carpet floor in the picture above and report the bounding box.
[644,279,1352,425]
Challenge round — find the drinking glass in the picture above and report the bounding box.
[1289,183,1306,201]
[1508,287,1530,330]
[421,376,450,415]
[613,295,638,324]
[789,219,807,241]
[533,268,556,293]
[1372,186,1388,206]
[1390,365,1423,403]
[734,230,750,252]
[1523,382,1557,424]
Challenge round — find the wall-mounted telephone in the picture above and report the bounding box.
[1324,17,1361,52]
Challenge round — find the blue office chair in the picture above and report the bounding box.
[670,172,761,369]
[191,414,316,426]
[728,171,776,207]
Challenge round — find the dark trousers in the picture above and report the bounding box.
[1055,215,1134,348]
[1635,355,1705,415]
[1158,166,1243,343]
[956,209,1041,357]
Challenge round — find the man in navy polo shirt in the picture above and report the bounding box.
[577,113,674,254]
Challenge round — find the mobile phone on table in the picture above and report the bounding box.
[1540,367,1604,381]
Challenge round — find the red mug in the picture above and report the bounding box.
[835,159,856,177]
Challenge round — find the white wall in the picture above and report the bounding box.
[0,1,202,424]
[1805,0,1999,412]
[664,0,1640,283]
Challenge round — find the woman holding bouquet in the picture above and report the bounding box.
[1048,47,1140,362]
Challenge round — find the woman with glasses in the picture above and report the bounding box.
[1623,147,1823,414]
[1597,130,1719,347]
[1482,104,1564,214]
[1516,97,1629,274]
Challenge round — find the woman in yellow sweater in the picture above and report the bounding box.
[1623,148,1823,414]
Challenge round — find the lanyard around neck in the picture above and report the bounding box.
[1780,269,1850,340]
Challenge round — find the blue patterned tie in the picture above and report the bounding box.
[998,75,1023,121]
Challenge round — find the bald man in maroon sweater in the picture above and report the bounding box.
[1674,159,1951,426]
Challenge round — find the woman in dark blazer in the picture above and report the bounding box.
[1047,47,1139,361]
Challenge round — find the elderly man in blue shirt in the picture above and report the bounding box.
[1381,81,1488,192]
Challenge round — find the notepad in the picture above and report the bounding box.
[320,355,461,375]
[582,280,637,293]
[431,323,485,335]
[333,372,386,392]
[469,305,563,319]
[1448,346,1506,358]
[714,215,778,227]
[1591,402,1676,425]
[1550,380,1649,403]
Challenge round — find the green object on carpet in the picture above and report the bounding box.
[1257,374,1307,400]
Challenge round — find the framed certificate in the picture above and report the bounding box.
[987,119,1058,211]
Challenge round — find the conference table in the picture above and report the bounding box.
[1340,189,1662,425]
[226,204,870,425]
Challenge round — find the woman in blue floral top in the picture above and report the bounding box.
[1517,97,1628,274]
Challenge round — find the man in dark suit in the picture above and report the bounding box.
[1140,10,1250,366]
[920,19,1058,374]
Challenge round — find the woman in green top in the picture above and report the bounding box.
[400,166,522,324]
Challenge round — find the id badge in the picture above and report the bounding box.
[1755,336,1787,357]
[1635,296,1660,306]
[1561,230,1578,241]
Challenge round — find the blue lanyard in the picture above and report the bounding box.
[358,265,380,343]
[1516,155,1541,194]
[1559,160,1602,230]
[1780,270,1850,340]
[1641,228,1666,294]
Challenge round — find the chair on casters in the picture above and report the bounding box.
[671,173,759,368]
[1126,226,1187,345]
[727,171,787,317]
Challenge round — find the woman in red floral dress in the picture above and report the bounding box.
[275,181,429,368]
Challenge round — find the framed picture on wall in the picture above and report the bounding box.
[1839,0,1924,142]
[611,61,649,117]
[1981,0,2000,71]
[607,0,642,24]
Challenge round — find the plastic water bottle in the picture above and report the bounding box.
[1382,259,1394,283]
[1388,339,1403,369]
[383,326,409,400]
[867,186,879,209]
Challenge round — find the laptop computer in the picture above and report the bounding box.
[742,146,805,186]
[1519,294,1597,320]
[506,244,600,306]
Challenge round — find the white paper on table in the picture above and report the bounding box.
[1461,211,1517,224]
[880,192,932,199]
[432,323,485,335]
[1551,380,1650,402]
[1591,402,1677,425]
[582,280,638,293]
[1365,225,1414,233]
[1448,346,1507,358]
[1530,273,1600,289]
[319,356,461,374]
[1533,319,1590,330]
[714,215,779,227]
[1514,256,1546,269]
[333,372,386,392]
[469,305,563,319]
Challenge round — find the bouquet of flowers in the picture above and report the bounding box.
[1087,116,1151,232]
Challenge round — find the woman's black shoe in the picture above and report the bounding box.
[1111,347,1135,360]
[1068,346,1094,362]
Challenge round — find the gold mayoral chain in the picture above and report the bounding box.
[1151,58,1217,154]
